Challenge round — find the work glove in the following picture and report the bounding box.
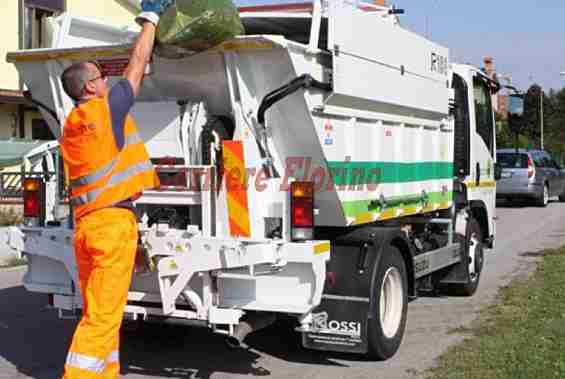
[135,0,174,26]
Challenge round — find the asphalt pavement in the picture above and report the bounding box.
[2,200,565,379]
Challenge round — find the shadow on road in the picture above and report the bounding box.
[0,285,345,379]
[0,285,73,379]
[496,199,532,208]
[496,199,560,209]
[121,319,346,378]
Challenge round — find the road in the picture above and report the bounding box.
[2,201,565,379]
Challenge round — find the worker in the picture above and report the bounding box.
[58,1,172,378]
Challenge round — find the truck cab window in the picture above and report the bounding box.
[473,78,494,155]
[452,74,470,176]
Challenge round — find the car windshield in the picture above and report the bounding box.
[497,153,528,168]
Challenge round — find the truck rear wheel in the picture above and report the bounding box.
[367,246,408,360]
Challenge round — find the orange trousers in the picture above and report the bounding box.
[62,208,138,379]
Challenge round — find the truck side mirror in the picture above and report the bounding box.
[494,162,503,181]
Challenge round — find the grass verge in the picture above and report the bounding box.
[426,247,565,379]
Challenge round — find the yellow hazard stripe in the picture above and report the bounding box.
[352,202,453,225]
[226,192,251,235]
[314,242,330,255]
[210,40,277,52]
[223,141,251,238]
[465,181,496,189]
[353,212,375,225]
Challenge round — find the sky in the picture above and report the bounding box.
[236,0,565,92]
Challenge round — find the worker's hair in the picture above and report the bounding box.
[61,61,100,101]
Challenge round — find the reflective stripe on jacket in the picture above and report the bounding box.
[60,96,159,220]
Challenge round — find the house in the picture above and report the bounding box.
[0,0,141,141]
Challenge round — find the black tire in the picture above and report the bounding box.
[450,218,484,296]
[367,246,408,360]
[559,191,565,202]
[535,183,549,207]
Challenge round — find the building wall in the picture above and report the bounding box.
[0,0,138,94]
[65,0,138,30]
[0,105,18,139]
[0,1,139,140]
[0,1,22,91]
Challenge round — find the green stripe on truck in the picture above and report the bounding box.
[328,161,454,185]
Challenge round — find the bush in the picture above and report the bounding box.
[0,255,27,268]
[0,208,22,226]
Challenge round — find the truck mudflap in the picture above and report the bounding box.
[301,295,369,354]
[300,226,415,354]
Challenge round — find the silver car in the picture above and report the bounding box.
[496,149,565,206]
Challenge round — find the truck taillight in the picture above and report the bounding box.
[291,181,314,241]
[527,156,535,179]
[23,178,41,218]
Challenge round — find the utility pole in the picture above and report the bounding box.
[540,86,543,150]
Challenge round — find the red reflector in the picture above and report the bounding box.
[291,182,314,240]
[292,198,313,227]
[325,272,336,289]
[23,190,40,217]
[527,156,534,179]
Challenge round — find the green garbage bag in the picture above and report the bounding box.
[156,0,245,55]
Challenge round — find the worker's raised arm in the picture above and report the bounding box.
[123,22,156,97]
[124,0,172,97]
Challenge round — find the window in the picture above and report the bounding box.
[541,152,559,169]
[532,152,544,168]
[496,153,528,169]
[25,0,64,12]
[23,0,65,49]
[473,78,495,155]
[452,74,471,176]
[31,119,55,140]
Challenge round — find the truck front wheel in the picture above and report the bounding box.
[367,246,408,360]
[450,217,484,296]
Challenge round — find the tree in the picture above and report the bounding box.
[523,84,544,146]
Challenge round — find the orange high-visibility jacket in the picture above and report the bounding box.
[60,96,159,220]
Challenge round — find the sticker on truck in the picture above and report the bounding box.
[98,57,130,77]
[302,297,369,353]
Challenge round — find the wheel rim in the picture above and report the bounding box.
[544,186,549,205]
[379,267,404,338]
[468,234,482,282]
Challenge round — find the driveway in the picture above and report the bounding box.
[1,201,565,378]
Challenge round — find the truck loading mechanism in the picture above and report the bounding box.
[8,0,498,361]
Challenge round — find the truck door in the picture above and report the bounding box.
[472,76,495,185]
[469,74,496,244]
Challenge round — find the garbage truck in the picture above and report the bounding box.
[7,0,499,360]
